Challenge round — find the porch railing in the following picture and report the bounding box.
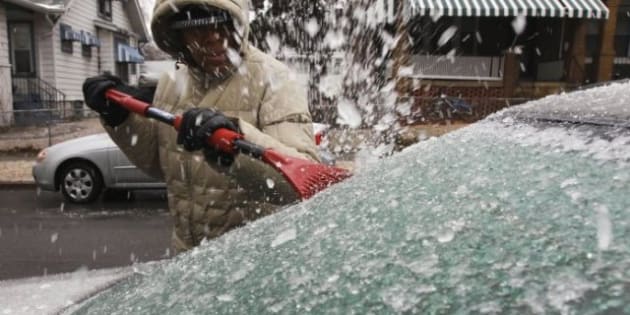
[405,55,504,81]
[11,76,67,125]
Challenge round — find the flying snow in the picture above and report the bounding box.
[305,18,320,38]
[337,99,363,128]
[512,15,527,35]
[438,26,458,48]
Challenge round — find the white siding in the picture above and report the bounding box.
[112,0,133,31]
[34,15,55,85]
[0,4,12,125]
[51,0,141,101]
[112,0,140,85]
[52,1,101,101]
[0,4,8,67]
[98,29,115,74]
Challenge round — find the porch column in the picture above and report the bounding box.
[0,65,12,127]
[392,1,412,97]
[566,20,588,84]
[594,0,619,82]
[503,52,520,97]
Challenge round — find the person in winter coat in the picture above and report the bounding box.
[82,0,320,252]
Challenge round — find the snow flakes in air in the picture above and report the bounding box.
[337,98,362,128]
[266,178,275,189]
[271,228,297,248]
[265,35,284,58]
[226,48,242,67]
[305,18,320,38]
[446,49,456,62]
[512,45,523,54]
[475,31,483,43]
[323,30,345,50]
[512,15,527,35]
[438,26,457,48]
[130,134,138,146]
[50,233,59,243]
[398,66,414,77]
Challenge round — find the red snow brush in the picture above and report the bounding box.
[105,89,352,200]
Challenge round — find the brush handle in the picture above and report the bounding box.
[105,89,264,157]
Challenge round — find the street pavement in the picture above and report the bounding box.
[0,187,171,281]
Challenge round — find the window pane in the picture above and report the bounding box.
[10,23,34,75]
[14,50,32,73]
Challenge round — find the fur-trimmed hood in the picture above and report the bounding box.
[151,0,251,62]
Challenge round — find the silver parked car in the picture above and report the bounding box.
[33,126,336,203]
[32,133,165,203]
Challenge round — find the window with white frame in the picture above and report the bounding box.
[99,0,112,20]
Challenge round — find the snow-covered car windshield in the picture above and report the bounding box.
[69,83,630,314]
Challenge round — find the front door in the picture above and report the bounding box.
[8,22,35,77]
[8,21,44,125]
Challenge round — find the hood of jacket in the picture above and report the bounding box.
[151,0,250,69]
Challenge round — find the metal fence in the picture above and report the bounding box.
[0,102,95,127]
[11,76,68,126]
[0,107,100,150]
[406,96,532,124]
[407,55,504,81]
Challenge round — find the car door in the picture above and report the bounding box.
[107,147,159,184]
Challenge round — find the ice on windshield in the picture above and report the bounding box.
[71,114,630,314]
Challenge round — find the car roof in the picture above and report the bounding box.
[500,80,630,127]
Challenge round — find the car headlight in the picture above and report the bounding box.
[36,149,48,163]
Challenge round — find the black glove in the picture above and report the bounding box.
[177,108,240,166]
[82,74,129,127]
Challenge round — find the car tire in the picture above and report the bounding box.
[59,161,103,204]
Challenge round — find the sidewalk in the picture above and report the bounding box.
[0,118,104,185]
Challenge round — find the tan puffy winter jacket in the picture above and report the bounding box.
[103,0,319,252]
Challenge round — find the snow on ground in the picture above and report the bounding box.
[0,267,132,315]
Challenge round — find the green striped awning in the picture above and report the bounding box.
[409,0,609,19]
[561,0,609,18]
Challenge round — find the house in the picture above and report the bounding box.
[382,0,628,120]
[0,0,149,126]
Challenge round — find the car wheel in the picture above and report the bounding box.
[60,161,103,203]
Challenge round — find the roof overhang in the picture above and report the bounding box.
[125,0,150,42]
[94,19,142,40]
[3,0,66,14]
